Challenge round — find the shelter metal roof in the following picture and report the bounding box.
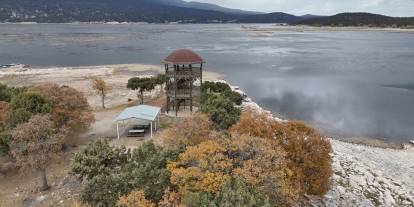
[114,105,161,122]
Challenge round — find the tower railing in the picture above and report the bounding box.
[166,68,202,78]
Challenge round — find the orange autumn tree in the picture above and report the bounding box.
[160,113,215,148]
[230,110,333,198]
[221,135,297,206]
[167,135,297,206]
[117,190,156,207]
[280,121,333,196]
[167,140,232,194]
[91,77,112,109]
[31,83,94,133]
[229,109,281,139]
[158,188,182,207]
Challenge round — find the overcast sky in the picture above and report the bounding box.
[187,0,414,16]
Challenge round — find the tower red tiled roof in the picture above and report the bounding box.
[163,49,205,64]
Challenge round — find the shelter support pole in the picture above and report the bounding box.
[150,121,153,138]
[117,122,120,140]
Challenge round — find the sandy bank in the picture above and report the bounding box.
[0,64,221,109]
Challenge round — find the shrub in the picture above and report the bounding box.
[76,141,182,206]
[202,81,243,105]
[31,83,94,132]
[126,142,182,202]
[160,113,215,148]
[7,92,51,128]
[278,121,333,196]
[0,83,26,102]
[230,111,333,199]
[229,110,280,139]
[224,90,243,105]
[72,139,130,180]
[154,74,167,85]
[222,135,294,205]
[168,140,233,194]
[0,102,10,155]
[1,91,50,155]
[181,191,216,207]
[202,81,231,94]
[80,173,133,207]
[200,94,240,130]
[215,177,271,207]
[117,190,156,207]
[0,101,8,129]
[158,188,181,207]
[0,131,11,156]
[9,92,51,115]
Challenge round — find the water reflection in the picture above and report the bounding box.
[243,77,414,141]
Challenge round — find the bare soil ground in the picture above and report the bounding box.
[0,94,176,207]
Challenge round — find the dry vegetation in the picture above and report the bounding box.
[160,110,333,206]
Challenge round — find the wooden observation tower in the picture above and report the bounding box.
[163,49,204,116]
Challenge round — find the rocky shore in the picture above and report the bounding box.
[221,79,414,207]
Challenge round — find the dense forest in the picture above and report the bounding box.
[0,0,240,23]
[236,12,305,23]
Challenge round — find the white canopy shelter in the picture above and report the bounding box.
[114,105,161,139]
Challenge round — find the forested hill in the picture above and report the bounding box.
[296,13,414,27]
[0,0,240,23]
[236,12,304,23]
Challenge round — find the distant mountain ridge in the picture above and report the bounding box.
[296,13,414,27]
[0,0,413,27]
[237,12,320,23]
[158,0,263,15]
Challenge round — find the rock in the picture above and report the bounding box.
[36,195,47,202]
[0,162,16,174]
[383,190,395,206]
[20,197,34,207]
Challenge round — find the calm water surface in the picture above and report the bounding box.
[1,24,414,141]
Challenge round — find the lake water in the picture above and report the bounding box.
[1,24,414,141]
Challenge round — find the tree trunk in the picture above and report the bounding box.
[140,90,144,104]
[101,94,106,109]
[39,168,50,191]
